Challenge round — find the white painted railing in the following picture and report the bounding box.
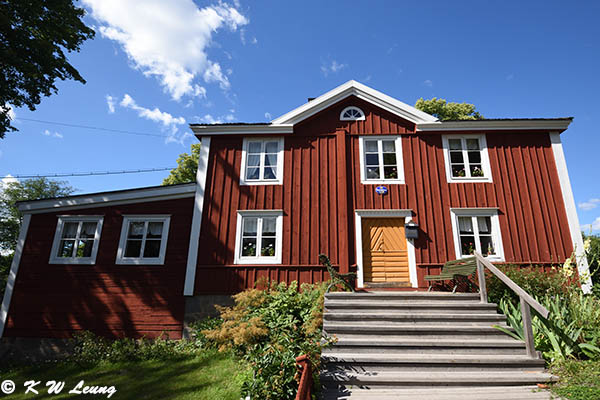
[473,252,549,358]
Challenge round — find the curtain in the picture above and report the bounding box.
[458,217,473,233]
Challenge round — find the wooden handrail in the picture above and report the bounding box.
[295,355,312,400]
[473,252,549,358]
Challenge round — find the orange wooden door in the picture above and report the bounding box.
[362,218,409,283]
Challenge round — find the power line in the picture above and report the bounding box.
[3,167,175,179]
[15,117,171,138]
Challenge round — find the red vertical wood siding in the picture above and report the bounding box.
[195,96,573,292]
[5,198,193,339]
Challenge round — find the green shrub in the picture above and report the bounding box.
[584,234,600,285]
[198,281,329,400]
[551,359,600,400]
[0,254,12,299]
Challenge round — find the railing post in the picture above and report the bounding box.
[520,296,537,358]
[476,258,487,303]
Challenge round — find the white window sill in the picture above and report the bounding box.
[448,177,493,183]
[361,179,405,185]
[240,180,283,186]
[49,258,96,265]
[116,258,165,265]
[234,257,281,265]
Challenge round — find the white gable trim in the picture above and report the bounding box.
[549,132,592,293]
[0,214,31,338]
[271,80,438,125]
[184,136,211,296]
[191,124,293,136]
[417,119,572,132]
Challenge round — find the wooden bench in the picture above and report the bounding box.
[424,256,478,293]
[318,254,356,293]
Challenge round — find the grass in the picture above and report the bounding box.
[0,349,245,399]
[550,359,600,400]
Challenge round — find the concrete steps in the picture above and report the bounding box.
[320,291,554,399]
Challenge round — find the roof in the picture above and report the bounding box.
[17,183,196,214]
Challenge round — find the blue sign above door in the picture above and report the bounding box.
[375,186,388,195]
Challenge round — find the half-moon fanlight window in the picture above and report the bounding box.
[340,106,366,121]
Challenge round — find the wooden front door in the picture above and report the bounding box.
[362,218,410,284]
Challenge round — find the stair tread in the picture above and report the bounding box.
[329,338,525,347]
[325,301,497,306]
[321,387,554,400]
[322,353,545,363]
[321,370,556,381]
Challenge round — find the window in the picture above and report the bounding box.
[50,216,103,264]
[450,209,504,260]
[116,216,170,265]
[234,211,283,264]
[240,137,284,185]
[442,135,492,182]
[340,106,365,121]
[358,136,405,184]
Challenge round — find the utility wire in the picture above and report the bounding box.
[3,167,175,179]
[15,117,171,138]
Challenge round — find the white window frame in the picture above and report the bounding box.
[450,208,504,261]
[234,210,283,265]
[358,136,405,184]
[442,134,492,183]
[116,215,171,265]
[240,137,284,186]
[49,215,104,265]
[340,106,365,121]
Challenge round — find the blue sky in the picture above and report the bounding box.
[1,0,599,232]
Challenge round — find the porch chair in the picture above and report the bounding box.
[318,254,356,293]
[424,256,478,293]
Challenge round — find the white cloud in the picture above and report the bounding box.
[43,129,63,139]
[320,60,347,77]
[195,113,235,124]
[264,112,271,120]
[582,217,600,232]
[106,95,116,113]
[82,0,248,101]
[1,174,17,189]
[579,198,600,211]
[506,74,514,81]
[251,37,257,44]
[424,79,433,87]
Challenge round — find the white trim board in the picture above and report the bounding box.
[354,209,417,288]
[417,119,572,132]
[0,214,31,338]
[190,124,293,136]
[184,136,211,296]
[549,132,592,293]
[17,183,196,214]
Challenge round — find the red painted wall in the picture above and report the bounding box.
[4,198,193,339]
[195,96,572,292]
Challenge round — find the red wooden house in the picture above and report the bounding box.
[0,81,590,340]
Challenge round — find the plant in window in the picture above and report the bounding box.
[472,166,484,177]
[243,242,256,257]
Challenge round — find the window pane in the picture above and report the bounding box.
[246,167,260,180]
[243,217,257,235]
[80,222,97,238]
[242,238,257,256]
[262,218,277,236]
[128,222,145,239]
[466,139,480,150]
[382,153,396,165]
[264,153,277,167]
[143,240,161,258]
[247,154,260,167]
[458,217,473,234]
[470,164,484,177]
[383,166,398,179]
[261,237,276,257]
[477,217,492,234]
[125,240,142,257]
[62,222,79,238]
[450,151,464,164]
[147,222,163,238]
[58,240,75,257]
[449,139,462,150]
[263,167,277,180]
[452,165,466,177]
[382,140,396,152]
[365,153,379,166]
[460,236,476,255]
[365,141,378,152]
[480,236,495,256]
[366,167,380,179]
[76,240,94,257]
[265,141,279,153]
[468,151,481,164]
[248,142,262,153]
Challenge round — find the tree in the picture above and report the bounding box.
[0,1,95,137]
[162,143,201,185]
[0,177,74,253]
[415,98,483,121]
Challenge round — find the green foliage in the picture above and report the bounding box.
[0,254,13,299]
[162,143,201,185]
[199,281,329,400]
[414,97,483,121]
[0,178,74,252]
[0,0,95,136]
[583,234,600,285]
[551,359,600,400]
